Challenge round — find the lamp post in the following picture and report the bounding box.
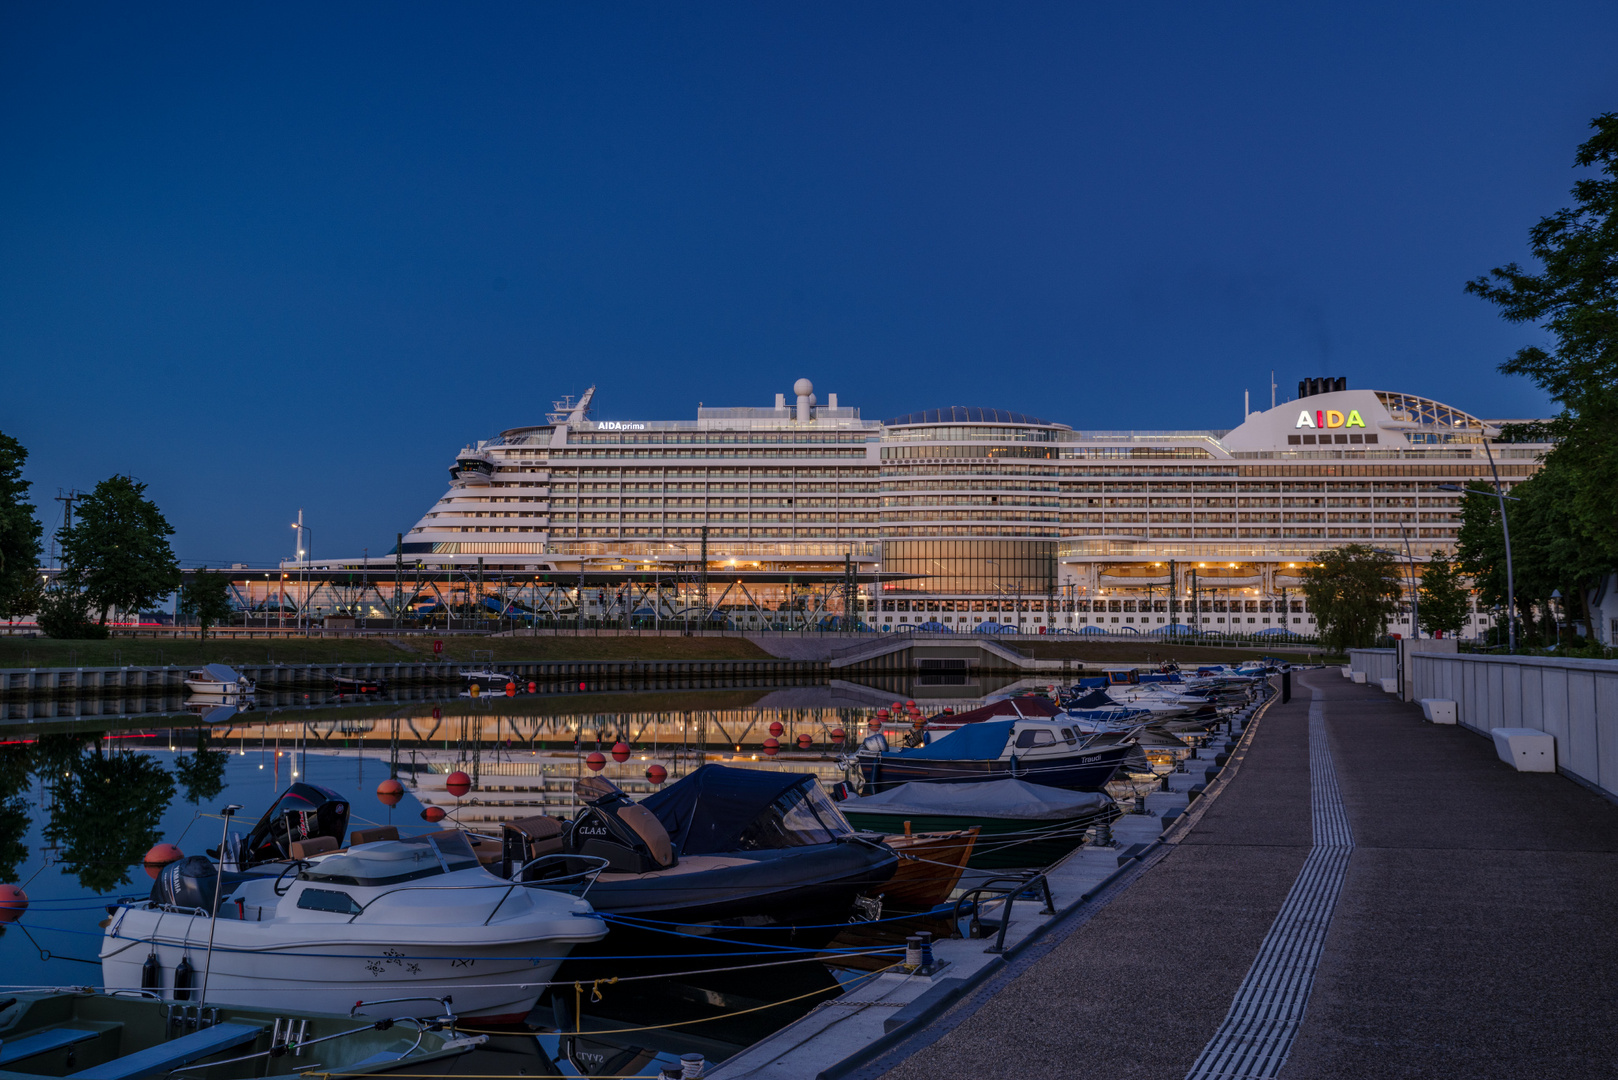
[290,517,313,637]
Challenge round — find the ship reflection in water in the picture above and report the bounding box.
[0,675,1213,1073]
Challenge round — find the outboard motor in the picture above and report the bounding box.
[238,783,350,868]
[859,732,888,756]
[563,776,676,874]
[151,855,229,913]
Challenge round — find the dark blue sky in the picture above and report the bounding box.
[2,3,1614,566]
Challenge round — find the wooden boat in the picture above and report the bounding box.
[839,779,1115,870]
[0,989,483,1080]
[878,827,979,908]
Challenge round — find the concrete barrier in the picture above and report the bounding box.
[1492,727,1557,773]
[1348,647,1396,686]
[1412,652,1618,798]
[1419,698,1457,724]
[1351,671,1367,684]
[1379,677,1399,694]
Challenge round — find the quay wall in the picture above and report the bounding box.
[1347,648,1397,685]
[0,658,825,699]
[1411,652,1618,799]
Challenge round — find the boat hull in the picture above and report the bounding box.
[102,908,600,1022]
[857,743,1133,795]
[841,812,1100,870]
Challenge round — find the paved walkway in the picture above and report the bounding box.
[880,671,1618,1079]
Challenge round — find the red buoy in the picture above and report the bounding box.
[586,751,606,772]
[905,700,916,709]
[142,843,184,880]
[432,706,442,720]
[797,733,813,749]
[868,718,882,731]
[376,778,404,807]
[762,737,780,756]
[646,764,668,785]
[611,741,632,763]
[0,884,27,924]
[768,721,784,737]
[831,727,847,743]
[528,681,537,693]
[505,681,516,697]
[876,708,890,720]
[421,805,446,823]
[445,771,471,798]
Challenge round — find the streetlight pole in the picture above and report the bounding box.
[291,515,313,637]
[1440,450,1521,652]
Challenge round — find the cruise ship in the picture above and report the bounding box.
[253,376,1549,637]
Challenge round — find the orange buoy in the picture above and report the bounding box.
[445,771,471,798]
[797,733,813,749]
[470,684,481,698]
[768,721,784,737]
[505,681,516,697]
[831,727,847,743]
[421,805,446,823]
[611,741,631,763]
[585,751,606,772]
[646,764,668,785]
[376,778,405,807]
[142,844,184,880]
[762,738,779,756]
[0,884,27,924]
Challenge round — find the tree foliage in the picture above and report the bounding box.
[43,740,175,892]
[1465,112,1618,618]
[0,431,43,621]
[35,571,108,639]
[1298,545,1404,653]
[1417,555,1470,638]
[180,569,234,639]
[58,476,180,626]
[173,730,228,805]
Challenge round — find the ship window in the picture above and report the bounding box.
[1060,728,1077,745]
[296,888,362,915]
[1015,729,1057,748]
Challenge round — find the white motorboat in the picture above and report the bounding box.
[185,663,255,697]
[101,832,608,1022]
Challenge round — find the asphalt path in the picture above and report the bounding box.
[881,670,1618,1079]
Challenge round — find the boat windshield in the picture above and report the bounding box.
[735,780,857,850]
[300,835,480,887]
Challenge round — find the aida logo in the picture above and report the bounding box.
[1296,409,1365,429]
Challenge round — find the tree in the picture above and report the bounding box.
[173,730,228,804]
[43,739,175,893]
[58,476,180,628]
[1418,555,1471,638]
[180,568,234,639]
[1298,544,1404,653]
[35,570,108,639]
[1466,112,1618,622]
[0,432,43,621]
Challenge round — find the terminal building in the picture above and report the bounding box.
[253,377,1549,637]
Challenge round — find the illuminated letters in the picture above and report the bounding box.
[1296,410,1316,428]
[1326,410,1344,428]
[1346,410,1364,428]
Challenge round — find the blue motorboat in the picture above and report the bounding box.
[851,717,1137,794]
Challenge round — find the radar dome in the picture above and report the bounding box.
[793,378,813,396]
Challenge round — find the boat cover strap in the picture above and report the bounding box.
[67,1023,264,1080]
[0,1027,106,1065]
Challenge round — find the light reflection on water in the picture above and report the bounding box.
[0,680,1064,1068]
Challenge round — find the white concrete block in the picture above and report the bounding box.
[1341,666,1354,679]
[1420,698,1457,724]
[1379,677,1399,694]
[1351,671,1367,684]
[1491,727,1556,773]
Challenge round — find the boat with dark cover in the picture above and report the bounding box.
[851,718,1136,794]
[516,767,897,979]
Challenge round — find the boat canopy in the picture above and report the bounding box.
[201,663,240,682]
[928,696,1060,725]
[893,720,1016,760]
[303,834,480,887]
[839,778,1112,821]
[641,764,855,855]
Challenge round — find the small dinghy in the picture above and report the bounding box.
[851,718,1137,794]
[101,785,606,1023]
[0,989,483,1080]
[184,664,254,698]
[838,779,1116,869]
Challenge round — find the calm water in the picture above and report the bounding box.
[1,680,1074,1071]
